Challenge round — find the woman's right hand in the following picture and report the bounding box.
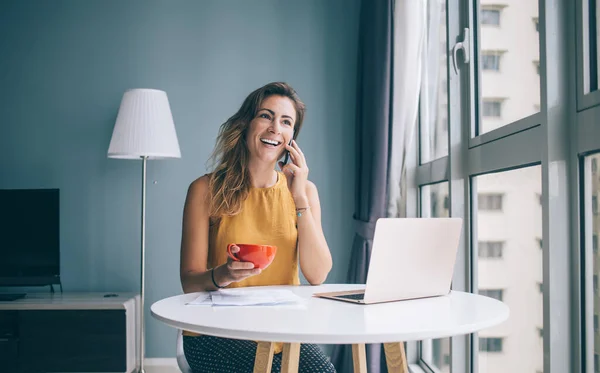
[215,245,262,287]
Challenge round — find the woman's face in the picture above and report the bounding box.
[246,95,296,164]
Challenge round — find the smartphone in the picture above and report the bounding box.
[282,131,295,165]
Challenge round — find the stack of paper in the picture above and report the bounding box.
[186,288,305,307]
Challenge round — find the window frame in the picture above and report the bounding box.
[470,0,542,142]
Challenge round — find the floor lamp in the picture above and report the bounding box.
[107,88,181,373]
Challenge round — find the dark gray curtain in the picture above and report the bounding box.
[330,0,394,372]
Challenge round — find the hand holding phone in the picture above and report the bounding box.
[278,135,309,200]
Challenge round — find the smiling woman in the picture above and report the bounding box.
[178,82,335,373]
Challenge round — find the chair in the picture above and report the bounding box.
[176,329,192,373]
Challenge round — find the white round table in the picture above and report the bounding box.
[151,284,509,373]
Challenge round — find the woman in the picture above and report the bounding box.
[179,82,335,372]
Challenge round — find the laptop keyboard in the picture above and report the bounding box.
[336,293,365,300]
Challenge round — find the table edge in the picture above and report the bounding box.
[150,305,509,344]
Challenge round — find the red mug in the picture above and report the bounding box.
[227,243,277,269]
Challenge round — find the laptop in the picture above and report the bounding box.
[313,217,463,305]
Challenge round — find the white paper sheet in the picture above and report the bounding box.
[187,292,212,306]
[186,288,304,307]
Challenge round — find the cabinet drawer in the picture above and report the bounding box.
[19,310,124,335]
[18,310,127,372]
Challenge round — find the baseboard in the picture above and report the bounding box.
[144,358,180,373]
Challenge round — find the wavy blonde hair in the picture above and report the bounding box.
[207,82,306,219]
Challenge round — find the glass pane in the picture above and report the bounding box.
[476,1,540,135]
[585,153,600,373]
[420,0,449,164]
[474,166,543,372]
[588,0,600,92]
[420,181,451,372]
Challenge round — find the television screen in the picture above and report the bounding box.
[0,189,60,286]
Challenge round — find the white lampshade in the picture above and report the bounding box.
[108,88,181,159]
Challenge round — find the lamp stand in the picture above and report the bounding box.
[139,155,148,373]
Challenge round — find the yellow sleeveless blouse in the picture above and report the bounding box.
[184,171,300,354]
[207,171,300,287]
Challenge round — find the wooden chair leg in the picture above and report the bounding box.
[383,342,409,373]
[253,341,275,373]
[281,343,301,373]
[351,343,368,373]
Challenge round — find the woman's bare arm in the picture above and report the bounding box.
[179,175,219,293]
[180,175,262,293]
[296,181,333,285]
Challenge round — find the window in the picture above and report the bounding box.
[482,51,502,71]
[595,275,598,293]
[479,338,503,352]
[481,9,501,26]
[429,191,449,218]
[593,158,597,173]
[479,241,504,258]
[482,100,502,118]
[476,2,540,136]
[538,327,544,338]
[595,315,599,331]
[410,0,583,370]
[475,167,542,372]
[582,0,600,95]
[419,0,449,164]
[422,183,450,219]
[594,195,598,215]
[478,193,504,210]
[479,289,504,301]
[594,234,598,254]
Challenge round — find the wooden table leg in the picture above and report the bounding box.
[383,342,408,373]
[253,341,275,373]
[351,343,367,373]
[281,343,301,373]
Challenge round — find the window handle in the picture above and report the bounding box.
[452,27,471,74]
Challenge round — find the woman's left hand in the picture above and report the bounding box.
[278,140,309,203]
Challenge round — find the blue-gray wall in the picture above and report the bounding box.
[0,0,360,357]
